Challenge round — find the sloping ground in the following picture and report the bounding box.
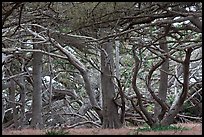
[2,123,202,135]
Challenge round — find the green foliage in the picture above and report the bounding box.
[53,59,66,66]
[143,59,153,69]
[146,104,154,113]
[60,27,72,33]
[45,129,70,135]
[137,125,190,132]
[67,2,136,29]
[129,123,189,135]
[167,94,175,104]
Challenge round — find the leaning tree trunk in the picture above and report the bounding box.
[101,41,122,129]
[51,39,103,121]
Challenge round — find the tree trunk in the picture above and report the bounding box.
[2,53,6,124]
[153,35,169,122]
[161,48,192,126]
[19,59,26,129]
[101,41,122,129]
[115,39,120,79]
[31,43,43,129]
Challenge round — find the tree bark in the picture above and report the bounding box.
[132,47,154,127]
[115,39,120,79]
[101,41,122,129]
[31,43,43,129]
[19,59,26,129]
[154,35,169,122]
[161,48,192,126]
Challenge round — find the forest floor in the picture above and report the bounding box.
[2,122,202,135]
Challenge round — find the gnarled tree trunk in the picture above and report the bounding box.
[153,34,169,123]
[101,41,122,129]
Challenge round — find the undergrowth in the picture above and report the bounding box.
[137,124,190,132]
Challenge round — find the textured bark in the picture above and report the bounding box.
[154,36,169,122]
[132,47,154,127]
[31,44,43,129]
[101,42,122,129]
[161,48,192,126]
[115,40,120,79]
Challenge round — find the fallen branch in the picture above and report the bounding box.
[64,121,101,129]
[177,114,202,120]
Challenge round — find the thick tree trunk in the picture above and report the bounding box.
[154,36,169,122]
[101,42,122,129]
[161,48,192,126]
[31,44,43,129]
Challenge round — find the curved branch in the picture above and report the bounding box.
[131,46,154,126]
[114,76,125,124]
[161,47,193,125]
[145,58,169,120]
[49,38,103,121]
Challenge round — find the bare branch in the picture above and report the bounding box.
[146,58,169,117]
[2,72,28,81]
[2,48,67,60]
[65,121,101,129]
[132,46,154,126]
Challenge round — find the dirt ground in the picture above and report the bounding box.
[2,122,202,135]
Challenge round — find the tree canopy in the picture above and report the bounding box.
[2,2,202,130]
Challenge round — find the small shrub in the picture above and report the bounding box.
[45,129,69,135]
